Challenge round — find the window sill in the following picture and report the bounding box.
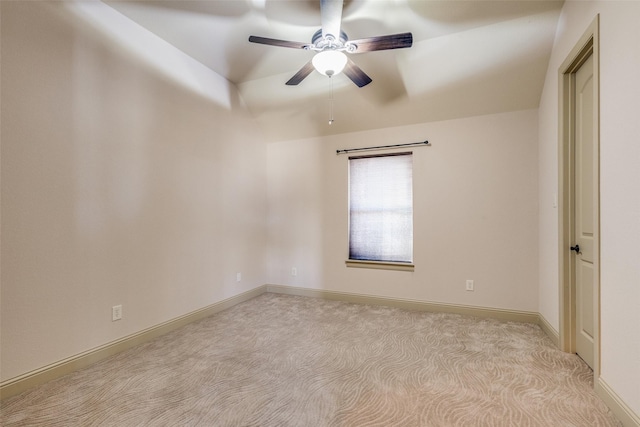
[345,260,415,272]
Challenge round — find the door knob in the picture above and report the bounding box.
[570,244,580,254]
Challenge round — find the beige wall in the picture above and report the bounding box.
[538,0,640,416]
[4,1,637,418]
[1,2,267,382]
[267,109,539,312]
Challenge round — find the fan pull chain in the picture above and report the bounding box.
[328,75,335,125]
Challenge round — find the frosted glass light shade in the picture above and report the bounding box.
[312,50,347,77]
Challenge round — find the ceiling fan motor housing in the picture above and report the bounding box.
[310,29,355,53]
[248,0,412,88]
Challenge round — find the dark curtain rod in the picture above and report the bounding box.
[336,140,430,155]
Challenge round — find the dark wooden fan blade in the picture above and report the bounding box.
[286,61,315,85]
[248,35,309,49]
[321,0,343,40]
[347,32,413,53]
[343,58,372,88]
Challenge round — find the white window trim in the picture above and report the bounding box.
[347,151,414,270]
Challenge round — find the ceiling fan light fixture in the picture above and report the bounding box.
[312,50,347,77]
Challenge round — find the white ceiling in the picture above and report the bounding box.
[104,0,563,142]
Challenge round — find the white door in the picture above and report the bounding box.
[573,53,595,369]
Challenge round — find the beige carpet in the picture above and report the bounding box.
[1,293,621,426]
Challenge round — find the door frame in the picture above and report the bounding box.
[558,15,600,375]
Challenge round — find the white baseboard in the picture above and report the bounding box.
[268,285,640,425]
[0,285,267,400]
[266,284,540,324]
[537,313,560,348]
[596,378,640,427]
[6,282,637,427]
[0,284,542,401]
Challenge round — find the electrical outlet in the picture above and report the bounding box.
[466,280,474,291]
[112,305,123,321]
[236,272,242,282]
[291,267,297,277]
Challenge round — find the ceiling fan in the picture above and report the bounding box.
[248,0,413,88]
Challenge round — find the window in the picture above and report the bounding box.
[348,152,413,268]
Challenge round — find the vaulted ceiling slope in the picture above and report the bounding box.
[105,0,563,142]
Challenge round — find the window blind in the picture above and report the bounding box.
[348,152,413,263]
